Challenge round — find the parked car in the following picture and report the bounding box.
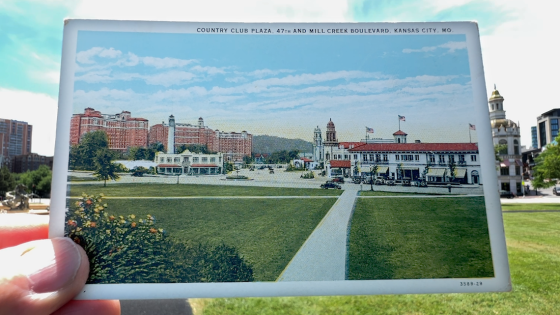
[320,181,341,189]
[500,190,515,199]
[332,176,345,183]
[385,179,395,186]
[352,176,362,184]
[375,177,385,185]
[553,186,560,196]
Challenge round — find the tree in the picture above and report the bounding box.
[70,130,110,170]
[369,164,378,191]
[531,135,560,189]
[448,160,457,182]
[0,166,16,198]
[18,165,52,197]
[224,162,234,174]
[93,148,120,187]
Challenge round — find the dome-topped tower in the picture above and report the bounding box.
[312,126,324,162]
[324,118,338,146]
[488,85,522,195]
[489,85,506,121]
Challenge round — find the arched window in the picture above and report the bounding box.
[514,139,520,155]
[491,104,494,111]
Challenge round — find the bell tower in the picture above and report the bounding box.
[489,84,506,120]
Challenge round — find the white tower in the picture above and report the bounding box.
[489,85,522,195]
[313,126,323,162]
[167,115,175,154]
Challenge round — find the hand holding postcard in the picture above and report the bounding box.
[50,20,511,299]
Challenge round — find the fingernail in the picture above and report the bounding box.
[23,237,82,293]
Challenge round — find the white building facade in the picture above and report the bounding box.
[155,150,224,175]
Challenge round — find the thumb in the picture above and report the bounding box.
[0,237,90,315]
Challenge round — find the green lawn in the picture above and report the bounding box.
[193,211,560,315]
[501,203,560,211]
[348,197,493,280]
[101,198,334,281]
[68,183,342,197]
[359,191,459,196]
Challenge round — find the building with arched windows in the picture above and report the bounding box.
[489,86,523,195]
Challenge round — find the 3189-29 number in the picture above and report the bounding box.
[460,281,483,286]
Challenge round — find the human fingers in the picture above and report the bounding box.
[0,237,89,315]
[51,300,121,315]
[0,214,49,249]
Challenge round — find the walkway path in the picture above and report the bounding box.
[277,186,359,281]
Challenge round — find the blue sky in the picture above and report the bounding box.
[0,0,556,154]
[72,30,473,143]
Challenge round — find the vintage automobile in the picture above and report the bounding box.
[320,181,341,189]
[352,176,363,184]
[385,179,396,186]
[500,190,515,199]
[374,177,385,185]
[332,176,345,183]
[553,185,560,196]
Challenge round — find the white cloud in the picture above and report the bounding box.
[403,41,466,54]
[76,47,122,64]
[0,88,58,156]
[141,56,197,69]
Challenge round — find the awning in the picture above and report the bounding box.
[455,168,467,177]
[500,160,511,167]
[515,160,523,166]
[376,166,389,173]
[427,168,447,176]
[402,167,419,170]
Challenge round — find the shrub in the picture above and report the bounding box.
[65,194,254,283]
[301,171,315,179]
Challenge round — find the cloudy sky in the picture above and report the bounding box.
[1,0,557,155]
[72,30,473,143]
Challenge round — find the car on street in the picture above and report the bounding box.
[553,186,560,196]
[320,181,341,189]
[500,190,516,199]
[332,176,345,183]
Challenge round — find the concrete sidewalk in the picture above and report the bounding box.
[277,187,359,281]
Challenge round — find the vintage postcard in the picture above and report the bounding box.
[50,20,511,299]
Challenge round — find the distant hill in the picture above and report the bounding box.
[252,135,313,154]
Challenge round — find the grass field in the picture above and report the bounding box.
[501,203,560,211]
[91,197,334,281]
[192,211,560,315]
[359,191,459,196]
[348,197,493,280]
[68,183,342,197]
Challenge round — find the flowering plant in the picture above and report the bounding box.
[65,193,253,284]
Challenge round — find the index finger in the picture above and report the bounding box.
[0,214,49,249]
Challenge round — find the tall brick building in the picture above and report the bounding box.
[70,108,149,151]
[149,116,252,162]
[0,118,32,167]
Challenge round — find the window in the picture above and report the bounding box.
[202,157,208,162]
[515,166,521,175]
[439,155,445,163]
[429,155,435,163]
[498,139,508,155]
[514,139,520,155]
[408,155,413,160]
[395,155,399,161]
[376,154,381,161]
[459,154,465,162]
[167,158,171,163]
[353,154,358,160]
[500,167,509,176]
[174,157,180,163]
[193,157,199,162]
[344,155,349,160]
[383,154,388,161]
[448,155,455,163]
[552,119,559,139]
[210,157,216,162]
[362,154,367,161]
[415,155,419,161]
[539,121,547,147]
[471,155,477,162]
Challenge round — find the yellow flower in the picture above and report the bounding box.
[99,193,105,197]
[103,203,108,207]
[130,214,135,219]
[158,228,163,233]
[106,230,111,235]
[75,201,81,206]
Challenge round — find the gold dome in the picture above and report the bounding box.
[489,86,504,101]
[491,118,517,129]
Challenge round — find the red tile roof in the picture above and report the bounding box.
[329,160,351,168]
[338,142,367,149]
[393,130,407,135]
[301,157,314,162]
[349,143,478,152]
[191,164,219,167]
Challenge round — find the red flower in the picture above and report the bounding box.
[86,199,93,205]
[149,228,157,233]
[90,222,96,228]
[131,222,137,228]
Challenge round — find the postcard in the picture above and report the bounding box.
[50,20,511,299]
